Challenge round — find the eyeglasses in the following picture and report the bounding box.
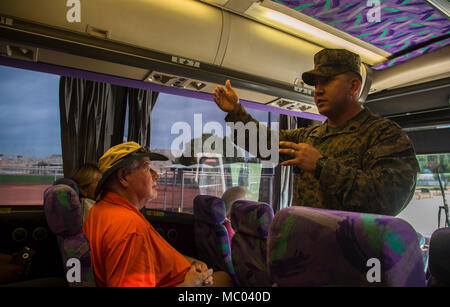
[130,146,149,156]
[111,147,149,168]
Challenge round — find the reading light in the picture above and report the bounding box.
[244,2,389,65]
[425,0,450,18]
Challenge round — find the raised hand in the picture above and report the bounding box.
[213,80,240,113]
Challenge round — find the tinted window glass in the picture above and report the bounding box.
[0,66,61,206]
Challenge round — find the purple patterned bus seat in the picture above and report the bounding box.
[231,200,274,286]
[268,207,425,287]
[43,182,95,287]
[193,195,239,285]
[53,178,80,196]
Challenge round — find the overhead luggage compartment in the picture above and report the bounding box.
[0,0,331,119]
[221,12,322,86]
[0,0,224,65]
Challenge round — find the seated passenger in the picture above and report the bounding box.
[83,142,232,287]
[71,163,102,224]
[221,186,248,244]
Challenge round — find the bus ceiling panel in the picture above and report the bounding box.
[0,0,224,65]
[220,12,322,87]
[220,10,366,95]
[365,77,450,117]
[231,0,389,65]
[370,45,450,94]
[264,0,450,71]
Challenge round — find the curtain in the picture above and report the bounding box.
[271,114,297,213]
[127,89,159,149]
[272,116,323,213]
[59,77,128,177]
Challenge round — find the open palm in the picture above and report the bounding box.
[213,80,239,113]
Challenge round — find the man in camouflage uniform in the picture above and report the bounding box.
[213,48,419,216]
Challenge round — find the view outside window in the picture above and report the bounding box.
[150,92,276,214]
[0,66,62,206]
[397,153,450,238]
[2,64,448,236]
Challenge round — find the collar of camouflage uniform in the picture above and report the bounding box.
[310,108,370,138]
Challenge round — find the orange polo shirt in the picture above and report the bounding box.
[83,192,191,287]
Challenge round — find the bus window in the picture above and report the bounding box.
[397,153,450,237]
[0,66,62,206]
[150,92,276,214]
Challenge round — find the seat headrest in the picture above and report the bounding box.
[231,200,274,238]
[268,206,425,286]
[53,178,79,195]
[429,227,450,282]
[194,195,226,225]
[44,184,82,237]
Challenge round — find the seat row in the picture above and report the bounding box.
[42,180,450,287]
[193,194,450,287]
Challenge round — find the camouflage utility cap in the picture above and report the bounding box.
[302,49,361,86]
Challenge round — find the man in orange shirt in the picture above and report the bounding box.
[83,142,231,287]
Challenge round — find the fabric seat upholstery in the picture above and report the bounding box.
[193,195,239,285]
[268,207,425,286]
[231,200,274,286]
[43,179,96,287]
[428,227,450,286]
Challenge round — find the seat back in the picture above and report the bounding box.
[428,227,450,286]
[53,178,80,194]
[268,207,425,287]
[43,179,95,287]
[231,200,274,286]
[193,195,238,285]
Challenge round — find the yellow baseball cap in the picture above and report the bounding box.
[95,141,168,197]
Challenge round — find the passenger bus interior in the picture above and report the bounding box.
[0,0,449,287]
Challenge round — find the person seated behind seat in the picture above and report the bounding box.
[221,186,248,244]
[71,163,102,224]
[82,142,232,287]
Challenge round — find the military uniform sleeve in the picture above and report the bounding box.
[224,103,306,159]
[318,120,419,216]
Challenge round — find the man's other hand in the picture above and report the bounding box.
[178,263,214,287]
[279,141,323,173]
